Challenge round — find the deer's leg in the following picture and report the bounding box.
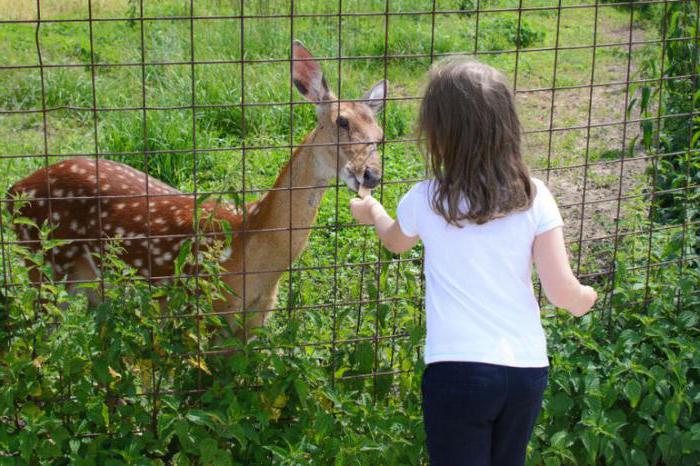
[236,283,279,342]
[65,255,100,307]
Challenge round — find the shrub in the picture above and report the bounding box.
[531,211,700,465]
[636,2,699,225]
[0,205,426,464]
[481,18,545,51]
[2,180,699,465]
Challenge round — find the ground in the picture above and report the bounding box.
[0,0,662,341]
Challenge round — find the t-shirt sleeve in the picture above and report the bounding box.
[396,183,421,237]
[534,179,564,235]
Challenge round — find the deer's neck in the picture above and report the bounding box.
[244,129,334,272]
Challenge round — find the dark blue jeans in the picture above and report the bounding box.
[421,361,547,466]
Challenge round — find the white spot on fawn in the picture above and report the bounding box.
[115,227,126,236]
[52,212,61,221]
[133,258,143,267]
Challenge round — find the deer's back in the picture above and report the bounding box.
[9,157,242,279]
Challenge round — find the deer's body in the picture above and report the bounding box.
[8,41,386,339]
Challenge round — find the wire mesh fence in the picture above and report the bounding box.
[0,0,698,462]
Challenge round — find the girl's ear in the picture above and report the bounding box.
[362,79,388,114]
[292,40,332,103]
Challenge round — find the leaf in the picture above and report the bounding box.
[13,216,38,228]
[198,438,219,464]
[355,341,374,372]
[108,366,122,380]
[186,410,223,430]
[551,431,569,448]
[550,392,573,415]
[630,448,649,466]
[175,239,192,274]
[657,433,672,460]
[195,192,212,209]
[665,399,680,424]
[221,220,233,245]
[294,378,309,410]
[640,85,651,112]
[100,401,111,425]
[679,310,698,328]
[624,379,642,408]
[187,356,211,375]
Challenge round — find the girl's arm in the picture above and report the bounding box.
[533,226,597,317]
[349,196,419,254]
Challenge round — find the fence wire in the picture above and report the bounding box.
[0,0,698,445]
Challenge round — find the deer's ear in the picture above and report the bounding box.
[362,79,388,114]
[292,40,331,103]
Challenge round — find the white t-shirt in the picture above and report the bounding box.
[396,178,563,368]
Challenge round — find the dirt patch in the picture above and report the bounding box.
[520,21,651,249]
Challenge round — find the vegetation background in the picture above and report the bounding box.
[0,0,698,464]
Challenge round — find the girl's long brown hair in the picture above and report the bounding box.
[418,59,534,225]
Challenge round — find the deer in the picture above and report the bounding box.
[7,41,387,341]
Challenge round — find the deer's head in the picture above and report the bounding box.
[292,40,385,192]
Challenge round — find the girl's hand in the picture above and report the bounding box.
[349,196,381,225]
[349,195,419,253]
[569,285,598,317]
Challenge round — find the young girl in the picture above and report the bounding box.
[349,60,597,466]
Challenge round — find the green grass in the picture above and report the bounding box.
[0,0,662,346]
[0,2,658,179]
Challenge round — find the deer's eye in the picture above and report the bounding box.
[336,116,349,129]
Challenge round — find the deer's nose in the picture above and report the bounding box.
[362,168,381,189]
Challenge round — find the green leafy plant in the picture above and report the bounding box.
[457,0,476,17]
[634,2,699,226]
[481,18,546,50]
